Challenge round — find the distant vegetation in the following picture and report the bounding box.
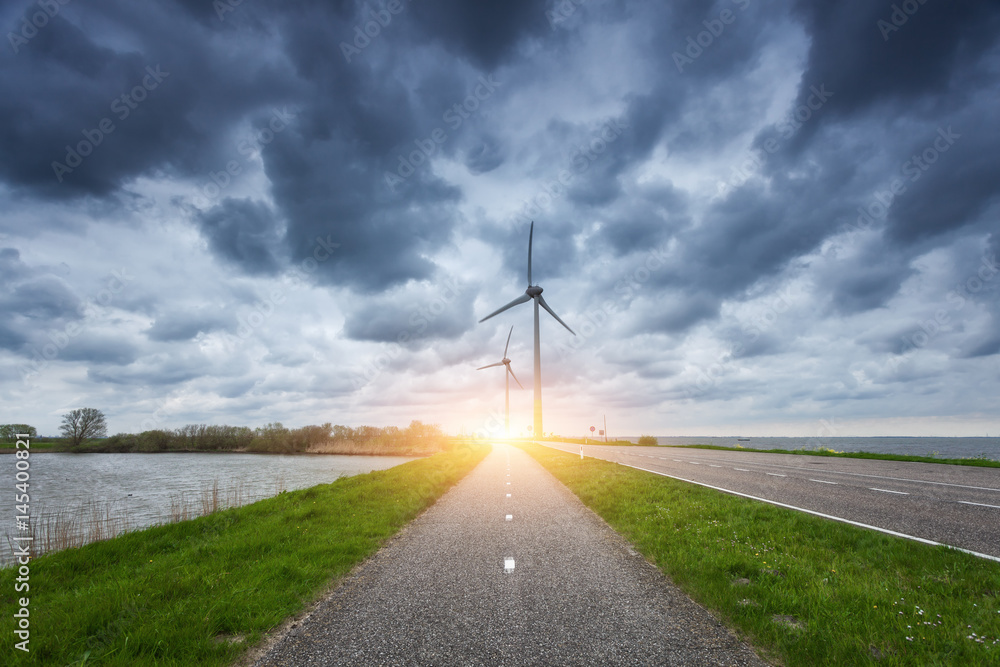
[0,424,37,440]
[72,420,449,456]
[637,435,658,445]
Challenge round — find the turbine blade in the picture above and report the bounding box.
[479,293,531,323]
[507,365,524,389]
[527,221,534,286]
[503,325,513,357]
[477,362,504,370]
[537,294,576,335]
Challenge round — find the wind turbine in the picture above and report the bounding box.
[479,221,575,439]
[476,326,523,438]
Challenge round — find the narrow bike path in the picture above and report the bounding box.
[252,444,768,666]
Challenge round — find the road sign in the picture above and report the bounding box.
[590,426,595,433]
[599,430,604,436]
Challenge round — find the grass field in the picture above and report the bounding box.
[0,444,487,665]
[521,442,1000,666]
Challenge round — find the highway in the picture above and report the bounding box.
[544,442,1000,562]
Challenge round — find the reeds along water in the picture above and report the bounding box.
[3,475,287,565]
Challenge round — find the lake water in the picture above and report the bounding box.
[629,436,1000,460]
[1,452,416,564]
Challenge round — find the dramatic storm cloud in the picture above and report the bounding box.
[2,0,998,437]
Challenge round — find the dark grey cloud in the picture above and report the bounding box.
[409,0,548,69]
[145,308,233,342]
[790,0,1000,122]
[195,198,284,275]
[464,135,505,174]
[53,333,139,365]
[342,276,472,344]
[3,0,1000,435]
[638,290,719,334]
[4,276,82,321]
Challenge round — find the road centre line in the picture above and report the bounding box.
[766,473,786,477]
[958,501,1000,509]
[646,453,1000,493]
[810,479,838,485]
[734,468,749,471]
[870,488,909,495]
[618,462,1000,564]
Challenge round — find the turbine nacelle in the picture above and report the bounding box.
[526,285,543,297]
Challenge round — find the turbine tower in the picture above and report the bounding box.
[479,221,575,439]
[476,326,523,438]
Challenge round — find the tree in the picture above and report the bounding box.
[60,408,107,447]
[0,424,37,441]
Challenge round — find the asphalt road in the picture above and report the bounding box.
[545,442,1000,561]
[250,444,768,666]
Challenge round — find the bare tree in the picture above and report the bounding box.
[60,408,107,447]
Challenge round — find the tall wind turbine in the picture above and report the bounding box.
[476,326,523,438]
[479,221,575,439]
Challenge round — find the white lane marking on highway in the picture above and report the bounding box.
[673,459,683,462]
[810,479,838,485]
[617,462,1000,564]
[708,464,722,468]
[506,493,511,498]
[504,558,515,572]
[505,514,513,521]
[689,462,701,465]
[506,481,511,485]
[734,468,750,472]
[668,455,1000,493]
[958,501,1000,509]
[870,488,909,495]
[766,473,787,477]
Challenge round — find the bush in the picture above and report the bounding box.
[637,435,658,446]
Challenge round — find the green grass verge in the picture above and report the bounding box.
[669,444,1000,468]
[520,442,1000,666]
[0,440,62,452]
[0,444,488,665]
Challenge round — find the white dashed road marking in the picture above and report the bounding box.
[958,501,1000,509]
[810,479,838,485]
[870,488,909,495]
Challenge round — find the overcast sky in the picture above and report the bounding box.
[2,0,999,438]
